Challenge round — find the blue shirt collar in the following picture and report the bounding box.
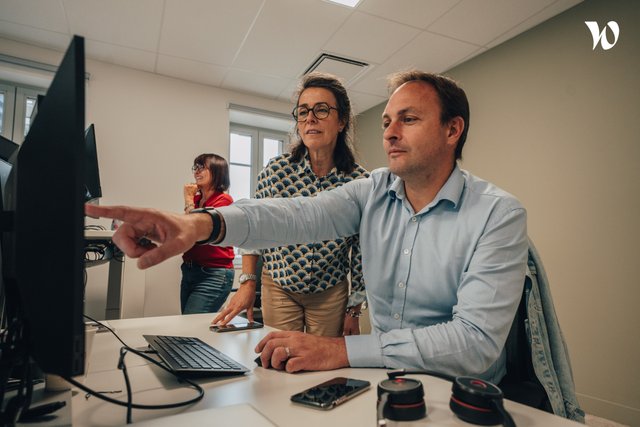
[387,165,464,211]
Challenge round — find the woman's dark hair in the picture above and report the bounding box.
[193,153,230,192]
[290,71,357,174]
[387,70,470,160]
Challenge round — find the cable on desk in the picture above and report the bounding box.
[118,348,134,424]
[70,315,205,424]
[84,225,107,231]
[83,315,152,351]
[84,242,108,261]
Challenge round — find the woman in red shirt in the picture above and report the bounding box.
[181,153,235,314]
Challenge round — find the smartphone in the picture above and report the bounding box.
[210,321,264,333]
[290,377,371,410]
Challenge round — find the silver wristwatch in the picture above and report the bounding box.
[238,273,257,285]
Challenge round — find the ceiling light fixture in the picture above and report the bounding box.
[304,53,369,86]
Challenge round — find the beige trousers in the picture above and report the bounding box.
[260,272,348,337]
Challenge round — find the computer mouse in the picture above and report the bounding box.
[254,356,263,367]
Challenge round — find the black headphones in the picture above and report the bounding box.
[377,369,516,427]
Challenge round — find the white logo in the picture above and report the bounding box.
[584,21,620,50]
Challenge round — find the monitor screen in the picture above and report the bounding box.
[84,124,102,202]
[1,35,87,377]
[0,134,19,161]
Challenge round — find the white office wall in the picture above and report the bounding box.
[0,36,291,318]
[355,0,639,425]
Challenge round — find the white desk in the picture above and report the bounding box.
[66,314,582,427]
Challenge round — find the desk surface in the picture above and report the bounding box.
[69,314,582,427]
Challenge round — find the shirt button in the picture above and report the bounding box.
[398,282,405,288]
[393,313,400,320]
[411,217,417,222]
[403,248,410,255]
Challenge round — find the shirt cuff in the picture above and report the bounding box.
[345,334,385,368]
[239,248,262,256]
[347,290,366,307]
[216,205,249,246]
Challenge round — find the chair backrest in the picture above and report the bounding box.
[499,252,552,412]
[500,240,584,423]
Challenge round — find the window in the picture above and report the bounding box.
[228,124,288,202]
[228,124,288,266]
[0,81,45,143]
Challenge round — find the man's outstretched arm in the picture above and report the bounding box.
[85,204,214,269]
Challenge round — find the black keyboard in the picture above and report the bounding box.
[143,335,249,376]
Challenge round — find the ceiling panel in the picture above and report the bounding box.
[277,79,299,104]
[352,31,480,97]
[322,11,420,65]
[349,90,387,114]
[86,39,157,73]
[0,0,69,33]
[0,21,71,51]
[427,0,556,45]
[158,0,263,66]
[222,68,292,99]
[232,0,352,78]
[63,0,164,51]
[0,0,584,114]
[487,0,583,48]
[156,54,228,86]
[358,0,458,30]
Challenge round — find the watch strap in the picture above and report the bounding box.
[189,208,221,244]
[239,273,257,284]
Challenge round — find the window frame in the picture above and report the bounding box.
[228,123,289,266]
[0,82,16,139]
[0,80,46,143]
[229,123,288,200]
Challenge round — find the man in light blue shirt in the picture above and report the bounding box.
[87,70,527,383]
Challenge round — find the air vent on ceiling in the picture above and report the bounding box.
[303,53,369,86]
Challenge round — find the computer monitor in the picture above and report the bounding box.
[28,95,46,125]
[84,124,102,202]
[0,136,18,328]
[1,35,86,378]
[0,135,18,213]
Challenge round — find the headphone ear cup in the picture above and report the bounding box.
[377,378,426,421]
[449,377,503,425]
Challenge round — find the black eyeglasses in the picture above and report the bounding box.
[192,164,205,173]
[292,102,338,122]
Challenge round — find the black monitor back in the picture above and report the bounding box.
[84,123,102,202]
[0,135,18,213]
[12,35,86,376]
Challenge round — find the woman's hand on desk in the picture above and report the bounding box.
[212,283,257,325]
[255,331,349,373]
[85,204,212,269]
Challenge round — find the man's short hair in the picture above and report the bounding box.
[387,70,470,160]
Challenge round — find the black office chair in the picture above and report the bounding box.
[499,272,551,412]
[498,239,583,422]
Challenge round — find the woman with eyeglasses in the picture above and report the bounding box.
[180,153,235,314]
[213,72,369,337]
